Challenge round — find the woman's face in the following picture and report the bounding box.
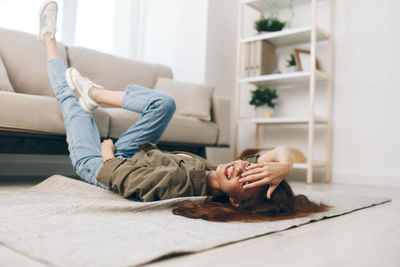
[215,160,259,201]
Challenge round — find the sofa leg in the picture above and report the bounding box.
[0,132,69,154]
[197,147,206,158]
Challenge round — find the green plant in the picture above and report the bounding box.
[254,16,285,32]
[249,86,278,109]
[286,54,296,67]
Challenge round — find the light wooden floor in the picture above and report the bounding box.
[0,180,399,267]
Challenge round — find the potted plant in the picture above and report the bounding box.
[249,86,278,118]
[254,16,286,33]
[286,54,300,72]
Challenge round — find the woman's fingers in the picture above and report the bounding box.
[241,166,266,177]
[101,139,115,152]
[102,139,114,146]
[239,172,270,184]
[246,163,265,170]
[242,179,268,189]
[266,184,278,199]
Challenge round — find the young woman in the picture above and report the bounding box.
[39,1,328,222]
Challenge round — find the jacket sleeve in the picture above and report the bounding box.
[96,158,205,202]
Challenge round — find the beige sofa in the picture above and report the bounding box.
[0,28,230,157]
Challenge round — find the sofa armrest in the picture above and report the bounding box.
[211,96,230,146]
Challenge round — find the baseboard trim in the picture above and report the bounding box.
[332,171,400,188]
[0,154,77,178]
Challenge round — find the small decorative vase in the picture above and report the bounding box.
[288,65,301,72]
[256,106,274,118]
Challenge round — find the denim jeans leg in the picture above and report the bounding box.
[47,58,108,189]
[114,84,176,158]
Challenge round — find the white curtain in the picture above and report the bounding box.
[0,0,64,40]
[74,0,114,54]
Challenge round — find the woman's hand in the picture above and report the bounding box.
[101,139,115,152]
[239,162,292,199]
[100,139,115,163]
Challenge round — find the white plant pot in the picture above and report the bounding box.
[256,106,274,118]
[288,65,301,72]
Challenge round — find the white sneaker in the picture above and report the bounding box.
[65,68,103,113]
[39,0,58,41]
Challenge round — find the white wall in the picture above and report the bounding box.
[332,0,400,186]
[205,0,400,187]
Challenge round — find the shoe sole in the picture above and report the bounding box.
[65,68,93,113]
[39,0,57,41]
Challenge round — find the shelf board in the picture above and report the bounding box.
[239,116,328,125]
[293,161,326,169]
[241,26,330,47]
[242,0,326,13]
[239,70,328,86]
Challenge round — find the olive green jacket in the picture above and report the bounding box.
[96,143,216,202]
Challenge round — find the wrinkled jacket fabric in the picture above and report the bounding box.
[97,143,216,202]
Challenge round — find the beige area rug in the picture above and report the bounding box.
[0,175,391,267]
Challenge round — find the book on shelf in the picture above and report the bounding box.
[241,40,276,78]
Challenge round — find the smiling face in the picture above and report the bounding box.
[214,160,260,201]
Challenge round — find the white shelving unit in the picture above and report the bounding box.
[240,70,328,86]
[243,0,315,11]
[240,26,330,46]
[239,116,328,125]
[234,0,334,183]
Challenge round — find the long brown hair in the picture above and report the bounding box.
[172,180,329,222]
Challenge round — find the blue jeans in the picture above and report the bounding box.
[47,58,175,189]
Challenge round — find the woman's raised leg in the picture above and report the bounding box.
[91,86,176,158]
[45,38,106,188]
[113,85,176,158]
[40,0,106,189]
[41,1,174,165]
[92,87,124,107]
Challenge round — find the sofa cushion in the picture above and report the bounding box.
[0,54,14,92]
[154,77,215,121]
[0,91,110,138]
[67,46,173,92]
[0,28,68,97]
[103,108,218,145]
